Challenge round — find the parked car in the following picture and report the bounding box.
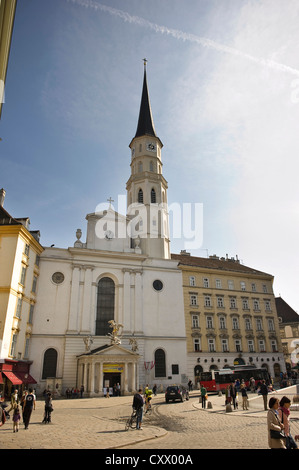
[165,385,189,403]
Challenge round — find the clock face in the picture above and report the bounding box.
[147,142,156,152]
[105,230,114,240]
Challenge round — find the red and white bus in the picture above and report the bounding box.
[199,365,270,393]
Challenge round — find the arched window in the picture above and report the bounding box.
[151,188,156,203]
[42,348,57,379]
[96,277,115,336]
[154,349,166,377]
[138,189,143,203]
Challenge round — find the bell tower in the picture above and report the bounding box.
[126,60,170,259]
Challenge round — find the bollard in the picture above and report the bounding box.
[207,401,213,409]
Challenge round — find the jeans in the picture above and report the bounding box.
[136,407,143,428]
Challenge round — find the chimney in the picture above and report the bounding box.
[0,188,6,207]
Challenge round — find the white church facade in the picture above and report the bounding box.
[29,64,187,396]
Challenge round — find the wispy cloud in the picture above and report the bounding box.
[67,0,299,78]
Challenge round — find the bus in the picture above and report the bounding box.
[199,365,270,393]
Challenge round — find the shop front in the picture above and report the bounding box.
[0,359,37,399]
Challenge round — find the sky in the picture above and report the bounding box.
[1,0,299,312]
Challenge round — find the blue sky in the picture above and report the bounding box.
[1,0,299,312]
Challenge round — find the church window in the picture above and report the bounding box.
[151,188,156,203]
[42,348,57,379]
[149,161,154,172]
[138,189,143,203]
[96,277,115,336]
[155,349,166,377]
[138,161,143,172]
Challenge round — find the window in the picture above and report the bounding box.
[149,161,154,172]
[256,318,263,331]
[151,188,156,203]
[251,283,257,292]
[271,340,278,352]
[242,298,249,310]
[228,280,234,290]
[235,339,242,352]
[232,317,239,330]
[253,299,260,311]
[189,276,195,287]
[29,304,34,324]
[190,295,198,306]
[206,316,213,329]
[217,296,224,308]
[32,276,37,293]
[192,315,199,328]
[24,244,30,256]
[16,298,22,318]
[96,277,115,336]
[230,297,237,309]
[245,318,252,330]
[138,161,143,172]
[259,340,266,352]
[208,339,215,352]
[215,279,222,289]
[24,338,30,359]
[155,349,166,377]
[240,281,246,291]
[219,316,226,329]
[268,318,275,331]
[138,189,143,203]
[20,266,26,285]
[203,278,209,288]
[221,339,229,352]
[248,339,255,352]
[35,254,40,267]
[265,300,271,311]
[172,364,179,375]
[204,295,212,307]
[10,334,17,357]
[194,338,201,352]
[262,284,268,293]
[42,348,57,379]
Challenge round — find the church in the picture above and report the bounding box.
[29,63,187,396]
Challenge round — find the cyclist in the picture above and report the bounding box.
[145,385,153,413]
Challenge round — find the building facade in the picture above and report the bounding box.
[172,252,286,384]
[29,64,187,396]
[276,296,299,371]
[0,189,43,396]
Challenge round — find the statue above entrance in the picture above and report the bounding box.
[107,320,123,345]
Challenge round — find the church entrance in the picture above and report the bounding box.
[103,372,121,395]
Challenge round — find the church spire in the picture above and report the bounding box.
[134,59,157,139]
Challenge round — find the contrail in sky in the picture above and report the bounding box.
[67,0,299,78]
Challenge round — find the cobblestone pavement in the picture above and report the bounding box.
[1,389,299,450]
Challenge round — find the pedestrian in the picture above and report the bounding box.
[12,405,21,433]
[116,383,121,396]
[259,380,268,411]
[229,383,237,410]
[267,397,286,449]
[7,389,19,414]
[42,392,53,424]
[22,387,36,430]
[200,384,207,408]
[240,384,248,410]
[153,384,157,396]
[80,385,84,398]
[133,388,144,430]
[278,396,298,449]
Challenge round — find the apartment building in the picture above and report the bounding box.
[172,252,286,384]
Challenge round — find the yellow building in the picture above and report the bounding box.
[0,189,43,396]
[0,0,18,119]
[172,252,286,384]
[276,296,299,374]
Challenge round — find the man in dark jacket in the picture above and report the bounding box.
[259,380,268,410]
[133,389,144,430]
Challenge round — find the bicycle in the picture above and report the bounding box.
[125,408,137,430]
[145,400,152,415]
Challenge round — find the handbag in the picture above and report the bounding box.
[270,410,285,439]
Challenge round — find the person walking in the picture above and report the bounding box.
[7,389,19,414]
[259,380,268,411]
[267,397,286,449]
[133,388,144,430]
[12,405,21,433]
[278,396,298,449]
[22,388,36,430]
[229,383,237,410]
[241,384,248,410]
[200,384,207,409]
[42,391,53,424]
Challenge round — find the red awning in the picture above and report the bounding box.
[15,372,37,385]
[2,371,23,385]
[0,372,3,384]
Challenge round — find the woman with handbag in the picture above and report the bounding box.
[278,396,298,449]
[267,397,286,449]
